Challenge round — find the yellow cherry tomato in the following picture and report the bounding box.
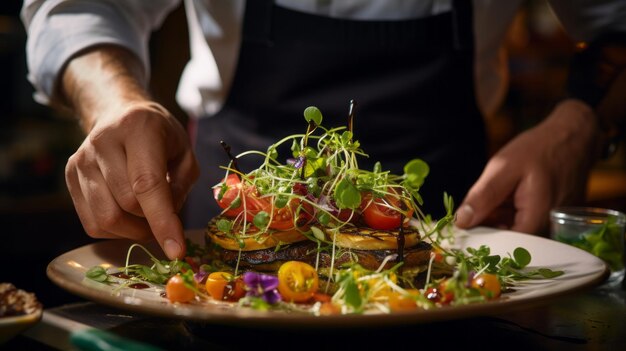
[364,272,397,298]
[471,273,501,299]
[166,274,196,303]
[277,261,319,302]
[388,289,420,312]
[205,272,245,301]
[318,302,341,315]
[205,272,229,299]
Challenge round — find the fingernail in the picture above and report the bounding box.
[164,238,182,259]
[455,204,474,228]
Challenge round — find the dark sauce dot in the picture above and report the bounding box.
[111,272,131,279]
[129,283,150,290]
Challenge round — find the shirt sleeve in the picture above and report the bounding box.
[21,0,181,105]
[548,0,626,42]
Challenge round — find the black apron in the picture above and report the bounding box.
[184,0,487,229]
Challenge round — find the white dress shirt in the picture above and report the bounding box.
[21,0,626,120]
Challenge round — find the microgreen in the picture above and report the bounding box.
[212,105,450,245]
[333,178,361,209]
[435,244,564,295]
[85,266,110,283]
[556,218,625,271]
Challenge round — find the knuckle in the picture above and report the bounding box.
[117,191,142,214]
[88,127,112,148]
[94,208,123,231]
[132,172,164,196]
[66,151,84,170]
[82,222,107,239]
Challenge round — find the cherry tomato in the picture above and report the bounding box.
[318,302,341,315]
[360,190,413,230]
[311,292,332,303]
[388,289,420,312]
[471,273,501,299]
[336,208,359,223]
[277,261,319,302]
[205,272,246,301]
[425,280,455,305]
[268,200,303,230]
[166,274,196,303]
[213,174,311,230]
[361,273,397,298]
[205,272,230,300]
[213,174,265,218]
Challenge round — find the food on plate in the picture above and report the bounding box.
[0,283,42,318]
[0,283,43,344]
[205,104,449,286]
[84,105,565,315]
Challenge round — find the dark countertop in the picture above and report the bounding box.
[4,277,625,351]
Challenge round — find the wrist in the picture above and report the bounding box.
[547,99,607,159]
[61,45,151,132]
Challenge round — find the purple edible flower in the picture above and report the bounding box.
[194,270,208,284]
[243,272,281,304]
[293,156,305,169]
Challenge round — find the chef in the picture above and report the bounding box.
[22,0,626,259]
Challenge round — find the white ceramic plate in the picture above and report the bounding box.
[47,227,609,328]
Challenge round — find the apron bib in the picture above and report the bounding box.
[185,0,487,228]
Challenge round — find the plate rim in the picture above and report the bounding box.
[46,227,610,328]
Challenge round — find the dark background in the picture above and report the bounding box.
[1,0,625,309]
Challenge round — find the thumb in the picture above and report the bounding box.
[455,158,519,229]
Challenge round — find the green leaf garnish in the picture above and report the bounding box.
[253,211,270,229]
[512,247,531,269]
[86,266,109,283]
[334,178,361,209]
[303,106,323,125]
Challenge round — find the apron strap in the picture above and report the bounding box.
[242,0,274,44]
[452,0,473,50]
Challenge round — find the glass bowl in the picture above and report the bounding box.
[550,206,625,283]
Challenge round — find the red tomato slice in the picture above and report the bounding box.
[213,174,266,219]
[213,174,312,231]
[361,190,413,230]
[265,198,314,230]
[213,174,246,217]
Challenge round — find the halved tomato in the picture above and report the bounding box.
[213,174,262,217]
[277,261,319,302]
[213,174,313,230]
[360,190,413,230]
[205,272,245,301]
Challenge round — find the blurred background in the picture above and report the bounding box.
[1,0,625,309]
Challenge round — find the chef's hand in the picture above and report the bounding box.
[455,99,603,235]
[61,45,199,259]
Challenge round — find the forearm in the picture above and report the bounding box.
[567,31,626,158]
[60,45,152,133]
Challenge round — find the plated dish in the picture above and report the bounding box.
[0,283,43,344]
[47,227,608,328]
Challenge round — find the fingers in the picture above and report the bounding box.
[94,142,144,217]
[64,104,195,260]
[455,156,553,234]
[126,127,186,260]
[510,171,552,235]
[455,156,519,229]
[66,152,154,241]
